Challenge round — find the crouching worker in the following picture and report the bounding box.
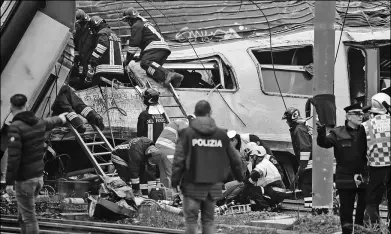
[111,137,161,196]
[122,7,183,88]
[51,85,104,133]
[244,146,286,211]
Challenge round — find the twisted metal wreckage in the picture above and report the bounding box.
[1,0,390,219]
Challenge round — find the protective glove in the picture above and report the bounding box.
[250,170,261,182]
[316,122,326,136]
[87,65,95,80]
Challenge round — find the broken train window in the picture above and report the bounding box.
[347,47,367,104]
[162,56,236,90]
[379,44,390,94]
[250,45,314,96]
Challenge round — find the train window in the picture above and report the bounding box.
[251,45,314,96]
[163,56,236,90]
[347,47,366,104]
[379,45,390,95]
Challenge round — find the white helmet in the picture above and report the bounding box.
[250,146,267,157]
[370,93,390,114]
[243,142,257,157]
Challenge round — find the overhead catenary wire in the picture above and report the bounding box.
[134,0,162,34]
[248,0,287,110]
[335,0,351,64]
[145,0,247,127]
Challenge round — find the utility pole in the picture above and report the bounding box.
[312,1,336,209]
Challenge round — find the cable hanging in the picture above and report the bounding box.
[248,0,287,110]
[335,0,351,64]
[145,0,247,127]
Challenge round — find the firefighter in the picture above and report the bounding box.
[154,115,195,187]
[361,93,390,229]
[282,107,313,208]
[227,130,273,156]
[51,85,104,133]
[243,146,286,211]
[122,7,184,88]
[71,9,96,90]
[317,103,368,234]
[87,16,124,86]
[137,88,167,142]
[111,137,161,196]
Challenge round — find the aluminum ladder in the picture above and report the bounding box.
[67,122,115,177]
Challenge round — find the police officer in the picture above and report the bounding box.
[111,137,161,196]
[88,16,124,86]
[171,100,244,234]
[282,107,313,208]
[137,88,167,142]
[317,103,367,234]
[51,84,104,133]
[122,7,183,88]
[362,93,390,229]
[72,9,96,89]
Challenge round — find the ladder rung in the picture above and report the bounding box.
[93,152,112,156]
[168,116,186,119]
[85,141,105,146]
[160,95,174,98]
[105,173,118,176]
[163,105,180,108]
[81,131,98,135]
[99,162,113,166]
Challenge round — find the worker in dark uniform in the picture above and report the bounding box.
[361,93,390,230]
[71,9,96,90]
[111,137,161,196]
[282,107,313,208]
[171,100,244,234]
[317,103,367,234]
[137,88,167,143]
[88,16,124,86]
[51,84,104,133]
[122,7,183,88]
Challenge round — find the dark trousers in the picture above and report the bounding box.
[338,188,366,234]
[51,85,87,115]
[365,166,390,225]
[140,49,171,82]
[299,169,312,198]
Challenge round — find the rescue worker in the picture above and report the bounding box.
[154,115,195,187]
[172,100,244,234]
[244,143,284,179]
[317,103,367,234]
[137,88,167,142]
[122,7,184,88]
[88,16,124,86]
[227,130,273,156]
[72,9,96,90]
[51,85,104,133]
[361,93,390,229]
[245,146,286,211]
[111,137,161,196]
[282,107,313,208]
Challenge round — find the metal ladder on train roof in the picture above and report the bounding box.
[125,66,188,123]
[67,122,116,178]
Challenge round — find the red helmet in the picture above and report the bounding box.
[76,9,90,23]
[122,7,140,21]
[282,107,301,121]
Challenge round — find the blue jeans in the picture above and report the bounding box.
[183,195,216,234]
[15,176,43,234]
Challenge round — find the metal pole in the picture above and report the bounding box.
[312,0,336,209]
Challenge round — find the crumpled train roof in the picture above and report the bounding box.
[76,0,390,45]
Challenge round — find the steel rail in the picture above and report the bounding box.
[0,216,183,234]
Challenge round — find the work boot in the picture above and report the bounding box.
[164,71,184,88]
[66,112,86,133]
[81,107,105,131]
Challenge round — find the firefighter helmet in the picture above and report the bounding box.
[282,107,301,121]
[75,9,90,22]
[143,88,160,105]
[89,16,104,28]
[370,93,390,114]
[250,146,267,158]
[243,142,258,157]
[122,7,140,21]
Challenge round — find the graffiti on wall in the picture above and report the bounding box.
[175,26,243,43]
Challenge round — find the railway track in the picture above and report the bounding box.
[0,215,184,234]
